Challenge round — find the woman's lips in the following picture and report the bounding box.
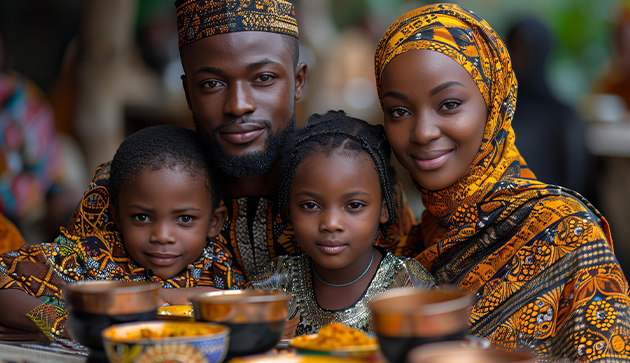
[411,150,453,170]
[219,124,265,144]
[145,253,180,266]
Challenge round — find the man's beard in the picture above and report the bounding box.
[195,114,296,178]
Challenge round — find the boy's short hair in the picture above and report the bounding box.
[109,125,219,210]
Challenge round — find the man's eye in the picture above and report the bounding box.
[202,80,219,88]
[256,74,274,82]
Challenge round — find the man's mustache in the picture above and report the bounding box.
[213,118,272,133]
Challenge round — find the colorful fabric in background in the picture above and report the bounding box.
[67,162,417,282]
[0,163,244,341]
[175,0,298,48]
[375,3,630,362]
[0,71,61,221]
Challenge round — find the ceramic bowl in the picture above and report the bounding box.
[368,286,474,363]
[190,290,291,358]
[157,304,195,321]
[102,320,229,363]
[408,341,535,363]
[64,280,161,352]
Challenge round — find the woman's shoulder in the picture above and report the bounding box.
[380,250,436,289]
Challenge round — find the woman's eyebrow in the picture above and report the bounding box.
[382,91,408,99]
[429,81,467,97]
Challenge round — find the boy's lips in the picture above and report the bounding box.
[145,252,181,266]
[219,123,265,145]
[411,149,452,170]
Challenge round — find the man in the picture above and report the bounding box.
[66,0,418,281]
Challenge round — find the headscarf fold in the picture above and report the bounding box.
[375,4,630,362]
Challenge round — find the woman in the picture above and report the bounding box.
[375,4,630,362]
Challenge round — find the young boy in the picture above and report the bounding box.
[0,125,243,342]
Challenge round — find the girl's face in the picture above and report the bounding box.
[381,49,488,191]
[112,168,225,280]
[288,151,388,272]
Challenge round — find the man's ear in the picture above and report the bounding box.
[379,199,389,224]
[207,205,228,239]
[294,62,308,101]
[181,74,192,111]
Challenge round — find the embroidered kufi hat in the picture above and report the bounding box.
[175,0,298,48]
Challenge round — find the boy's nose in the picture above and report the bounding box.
[150,223,175,244]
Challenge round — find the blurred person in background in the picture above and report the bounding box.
[596,1,630,108]
[506,16,592,199]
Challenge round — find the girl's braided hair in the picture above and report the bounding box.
[277,110,397,236]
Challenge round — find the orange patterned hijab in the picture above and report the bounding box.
[374,5,630,362]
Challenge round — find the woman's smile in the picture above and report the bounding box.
[411,149,453,170]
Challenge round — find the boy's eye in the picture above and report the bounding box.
[133,214,150,222]
[177,215,195,224]
[300,202,320,210]
[347,202,365,210]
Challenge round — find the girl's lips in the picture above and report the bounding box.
[146,253,180,266]
[316,243,348,255]
[411,150,452,171]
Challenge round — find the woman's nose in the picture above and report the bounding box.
[410,114,441,144]
[224,81,256,117]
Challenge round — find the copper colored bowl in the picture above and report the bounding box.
[64,281,161,353]
[368,286,474,363]
[190,290,291,358]
[408,341,535,363]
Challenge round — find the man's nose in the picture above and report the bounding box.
[224,81,256,117]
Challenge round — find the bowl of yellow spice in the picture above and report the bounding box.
[289,324,380,359]
[101,321,230,363]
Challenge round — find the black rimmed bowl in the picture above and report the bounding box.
[189,290,291,359]
[368,286,474,363]
[64,280,161,362]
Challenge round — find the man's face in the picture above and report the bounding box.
[180,31,307,177]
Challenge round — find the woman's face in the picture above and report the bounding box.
[380,49,488,191]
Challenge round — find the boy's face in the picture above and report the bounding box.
[288,152,388,276]
[112,168,226,280]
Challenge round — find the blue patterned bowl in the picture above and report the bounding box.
[101,321,229,363]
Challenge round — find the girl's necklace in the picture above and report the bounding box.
[311,250,374,287]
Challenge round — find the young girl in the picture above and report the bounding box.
[250,110,435,337]
[0,125,243,342]
[375,4,630,362]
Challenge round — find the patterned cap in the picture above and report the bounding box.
[175,0,298,48]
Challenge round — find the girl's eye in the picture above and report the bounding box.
[440,100,461,111]
[347,202,366,210]
[133,214,149,222]
[388,107,410,118]
[177,215,195,224]
[300,202,319,210]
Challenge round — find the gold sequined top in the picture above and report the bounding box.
[250,247,435,336]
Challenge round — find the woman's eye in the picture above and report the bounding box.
[133,214,149,222]
[347,202,365,210]
[178,215,195,224]
[388,107,410,118]
[300,202,319,210]
[440,100,461,111]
